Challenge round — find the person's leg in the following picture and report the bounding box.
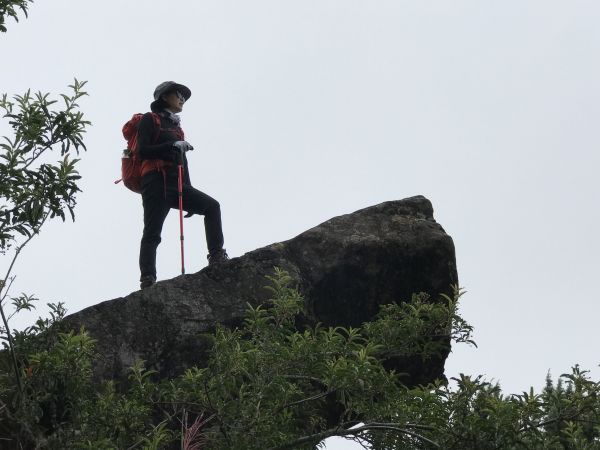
[139,173,171,284]
[173,185,225,255]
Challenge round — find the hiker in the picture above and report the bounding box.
[137,81,228,289]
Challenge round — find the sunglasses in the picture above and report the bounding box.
[175,91,186,103]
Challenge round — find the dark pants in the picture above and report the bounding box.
[139,171,224,280]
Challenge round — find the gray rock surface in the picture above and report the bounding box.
[65,195,458,385]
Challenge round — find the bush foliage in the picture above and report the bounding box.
[1,270,599,449]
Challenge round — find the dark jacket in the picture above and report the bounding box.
[137,111,191,185]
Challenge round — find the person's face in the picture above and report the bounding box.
[162,90,186,113]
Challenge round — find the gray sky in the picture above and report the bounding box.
[2,1,599,448]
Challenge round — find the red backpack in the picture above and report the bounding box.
[115,112,161,193]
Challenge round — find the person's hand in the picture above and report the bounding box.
[173,141,194,152]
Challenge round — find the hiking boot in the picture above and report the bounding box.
[140,275,156,289]
[207,249,229,266]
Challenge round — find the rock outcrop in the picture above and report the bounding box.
[65,195,458,386]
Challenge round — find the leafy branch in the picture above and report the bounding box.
[0,0,33,32]
[0,80,89,406]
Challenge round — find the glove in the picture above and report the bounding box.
[173,141,194,152]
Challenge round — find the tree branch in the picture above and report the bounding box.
[21,141,55,170]
[267,422,440,450]
[0,276,15,306]
[278,389,336,412]
[519,408,598,433]
[282,374,328,388]
[0,212,48,302]
[0,211,49,399]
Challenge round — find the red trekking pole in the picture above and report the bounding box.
[177,149,185,275]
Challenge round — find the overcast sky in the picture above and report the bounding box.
[1,1,599,448]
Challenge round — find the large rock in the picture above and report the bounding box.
[65,195,458,385]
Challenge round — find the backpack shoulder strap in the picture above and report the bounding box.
[150,112,161,127]
[146,112,162,144]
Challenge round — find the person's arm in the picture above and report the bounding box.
[137,113,176,160]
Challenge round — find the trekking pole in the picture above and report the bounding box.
[177,149,185,275]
